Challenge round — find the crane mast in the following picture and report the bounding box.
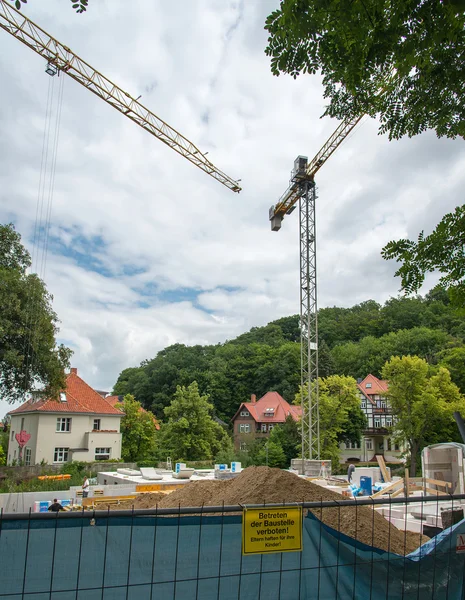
[0,0,241,193]
[269,114,361,461]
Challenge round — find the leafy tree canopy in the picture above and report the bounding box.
[382,355,465,475]
[119,394,158,463]
[295,375,366,465]
[0,224,72,403]
[112,292,464,420]
[265,0,465,140]
[9,0,88,13]
[158,381,231,462]
[382,205,465,308]
[268,415,301,466]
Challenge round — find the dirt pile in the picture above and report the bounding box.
[110,492,166,510]
[152,467,426,555]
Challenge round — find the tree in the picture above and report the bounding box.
[382,356,465,475]
[256,440,287,469]
[438,347,465,393]
[8,0,88,13]
[265,0,465,140]
[295,375,365,466]
[0,224,72,403]
[382,205,465,308]
[119,394,158,463]
[268,415,301,466]
[159,381,231,461]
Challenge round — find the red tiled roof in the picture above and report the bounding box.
[8,370,123,416]
[104,395,160,430]
[357,374,388,405]
[232,391,302,423]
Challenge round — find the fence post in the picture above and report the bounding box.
[404,468,410,497]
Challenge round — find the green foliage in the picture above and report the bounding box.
[382,206,465,308]
[256,440,287,469]
[382,356,465,475]
[0,224,72,403]
[8,0,89,13]
[295,375,365,465]
[113,293,464,422]
[438,347,465,393]
[0,431,8,466]
[268,415,301,465]
[265,0,465,140]
[331,327,459,379]
[159,382,231,461]
[120,394,158,463]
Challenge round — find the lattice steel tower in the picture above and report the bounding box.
[269,116,362,460]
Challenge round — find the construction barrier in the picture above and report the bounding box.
[0,498,464,599]
[37,474,71,481]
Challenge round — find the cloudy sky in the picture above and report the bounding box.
[1,0,464,418]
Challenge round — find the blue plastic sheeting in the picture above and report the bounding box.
[0,512,464,599]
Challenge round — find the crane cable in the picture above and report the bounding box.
[22,71,65,397]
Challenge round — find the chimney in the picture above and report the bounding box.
[70,368,78,375]
[251,394,256,404]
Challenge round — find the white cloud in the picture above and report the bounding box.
[1,0,464,419]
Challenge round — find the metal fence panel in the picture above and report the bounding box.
[1,497,464,599]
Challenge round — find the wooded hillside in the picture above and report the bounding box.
[112,290,465,421]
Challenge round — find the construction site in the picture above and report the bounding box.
[1,0,465,598]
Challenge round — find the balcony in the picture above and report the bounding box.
[364,427,388,435]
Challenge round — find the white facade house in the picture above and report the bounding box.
[340,374,404,464]
[7,368,123,466]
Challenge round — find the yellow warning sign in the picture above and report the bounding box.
[242,506,303,555]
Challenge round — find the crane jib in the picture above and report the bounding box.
[0,0,241,193]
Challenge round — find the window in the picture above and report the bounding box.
[239,424,250,434]
[361,401,366,409]
[387,438,392,451]
[366,440,373,450]
[381,401,387,408]
[240,411,249,417]
[386,416,392,427]
[268,424,274,432]
[261,424,267,433]
[374,417,381,428]
[54,447,69,463]
[365,383,372,389]
[240,442,247,451]
[95,447,111,460]
[20,417,24,431]
[10,429,14,441]
[93,419,101,431]
[394,443,400,451]
[350,440,360,449]
[56,418,72,432]
[24,447,31,466]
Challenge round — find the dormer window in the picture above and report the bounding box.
[59,392,67,402]
[365,383,372,389]
[264,408,275,417]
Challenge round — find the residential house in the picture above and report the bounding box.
[7,368,123,465]
[104,395,160,430]
[340,374,403,463]
[231,392,301,451]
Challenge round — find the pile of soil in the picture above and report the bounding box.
[146,467,426,555]
[110,492,166,510]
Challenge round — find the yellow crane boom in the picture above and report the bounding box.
[269,115,361,229]
[0,0,241,193]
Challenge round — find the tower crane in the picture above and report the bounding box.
[0,0,241,193]
[269,115,362,461]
